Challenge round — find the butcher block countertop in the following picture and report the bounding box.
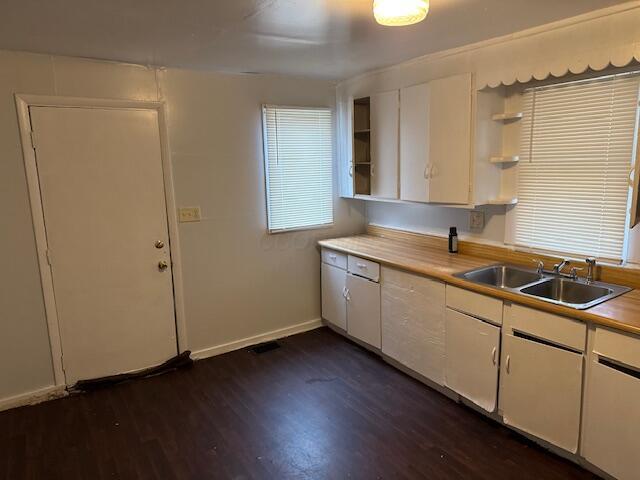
[319,232,640,337]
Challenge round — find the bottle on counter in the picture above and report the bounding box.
[449,226,458,253]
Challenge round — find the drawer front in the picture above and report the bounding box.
[593,327,640,370]
[446,285,503,325]
[504,304,586,352]
[321,248,347,270]
[348,255,380,282]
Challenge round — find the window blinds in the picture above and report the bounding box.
[513,73,640,261]
[262,105,333,233]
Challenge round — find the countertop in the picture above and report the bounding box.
[319,234,640,336]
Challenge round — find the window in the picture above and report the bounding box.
[262,105,334,233]
[511,72,640,262]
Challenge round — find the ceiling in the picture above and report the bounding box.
[0,0,632,80]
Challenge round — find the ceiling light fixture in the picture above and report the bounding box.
[373,0,429,27]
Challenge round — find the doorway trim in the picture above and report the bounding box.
[15,94,188,387]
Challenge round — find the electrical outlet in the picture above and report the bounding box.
[178,206,201,223]
[469,210,484,230]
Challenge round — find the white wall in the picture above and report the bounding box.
[336,6,640,257]
[0,50,365,404]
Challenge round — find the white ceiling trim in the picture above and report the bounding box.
[339,1,640,89]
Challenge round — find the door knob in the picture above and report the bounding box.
[158,260,169,271]
[155,240,165,249]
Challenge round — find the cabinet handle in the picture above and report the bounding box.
[349,165,353,177]
[423,163,430,179]
[506,355,511,373]
[329,254,337,260]
[356,263,368,269]
[429,163,435,178]
[371,164,375,177]
[491,347,497,366]
[345,289,351,302]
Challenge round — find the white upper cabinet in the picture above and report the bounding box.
[400,82,430,202]
[428,73,472,204]
[370,91,399,199]
[400,73,472,204]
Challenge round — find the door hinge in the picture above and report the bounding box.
[30,130,38,151]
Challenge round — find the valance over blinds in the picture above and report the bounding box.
[262,105,333,233]
[512,72,640,261]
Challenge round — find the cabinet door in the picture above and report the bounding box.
[500,334,583,453]
[370,91,399,199]
[582,358,640,480]
[321,263,347,330]
[400,83,430,202]
[381,268,445,384]
[428,73,472,204]
[346,274,381,348]
[445,309,500,412]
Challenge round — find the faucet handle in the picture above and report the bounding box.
[569,266,584,280]
[586,257,597,266]
[531,259,544,273]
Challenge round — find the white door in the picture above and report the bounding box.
[445,308,500,412]
[428,73,472,204]
[30,106,178,385]
[381,268,445,384]
[400,82,430,202]
[321,263,347,330]
[370,91,399,199]
[500,334,583,453]
[346,274,381,348]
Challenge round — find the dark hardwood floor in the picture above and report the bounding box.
[0,327,599,480]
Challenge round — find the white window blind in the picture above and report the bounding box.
[512,73,640,261]
[262,105,333,233]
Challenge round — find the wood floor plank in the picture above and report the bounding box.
[0,327,600,479]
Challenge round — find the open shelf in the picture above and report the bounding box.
[486,197,518,206]
[490,155,520,164]
[492,112,523,122]
[353,97,372,196]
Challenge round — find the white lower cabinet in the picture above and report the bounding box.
[582,328,640,480]
[346,273,381,348]
[381,268,445,385]
[445,308,500,412]
[321,262,347,330]
[500,333,583,453]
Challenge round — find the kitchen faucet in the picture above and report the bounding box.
[553,259,571,275]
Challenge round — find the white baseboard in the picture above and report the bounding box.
[0,384,67,412]
[192,318,324,360]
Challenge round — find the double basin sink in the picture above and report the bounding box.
[454,264,631,310]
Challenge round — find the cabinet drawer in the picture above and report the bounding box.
[321,248,347,270]
[504,304,586,352]
[593,327,640,370]
[348,255,380,282]
[446,285,502,325]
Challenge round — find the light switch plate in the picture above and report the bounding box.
[178,206,201,223]
[469,210,484,230]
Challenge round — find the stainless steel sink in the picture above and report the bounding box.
[520,277,630,310]
[454,263,631,310]
[457,265,544,289]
